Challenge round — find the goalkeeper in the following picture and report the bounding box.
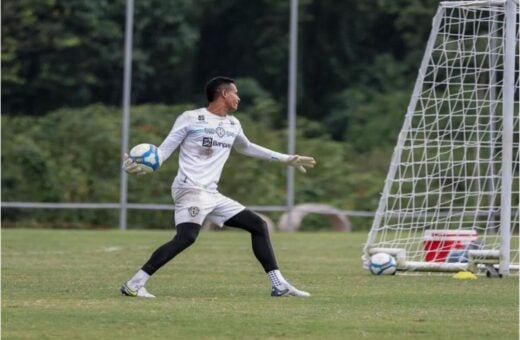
[121,76,316,298]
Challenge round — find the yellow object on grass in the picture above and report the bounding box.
[453,271,477,280]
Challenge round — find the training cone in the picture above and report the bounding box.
[453,271,477,280]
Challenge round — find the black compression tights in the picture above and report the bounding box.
[225,209,279,273]
[141,209,278,276]
[141,222,201,275]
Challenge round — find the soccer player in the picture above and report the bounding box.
[121,76,316,298]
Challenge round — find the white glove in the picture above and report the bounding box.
[286,155,316,173]
[122,153,148,176]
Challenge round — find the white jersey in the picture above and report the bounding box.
[158,108,288,192]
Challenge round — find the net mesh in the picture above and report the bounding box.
[364,0,519,271]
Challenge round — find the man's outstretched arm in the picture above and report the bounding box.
[233,132,316,173]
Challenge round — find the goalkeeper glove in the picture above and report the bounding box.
[285,155,316,173]
[122,153,148,176]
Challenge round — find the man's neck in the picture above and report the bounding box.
[206,103,228,117]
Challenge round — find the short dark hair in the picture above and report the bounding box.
[205,76,235,103]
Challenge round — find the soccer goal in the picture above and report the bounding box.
[363,0,519,275]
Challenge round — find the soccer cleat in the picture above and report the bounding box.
[271,284,311,297]
[120,283,156,298]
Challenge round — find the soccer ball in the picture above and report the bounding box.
[129,143,162,173]
[369,253,397,275]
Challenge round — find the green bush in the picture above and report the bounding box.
[2,104,391,230]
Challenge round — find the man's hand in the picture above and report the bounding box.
[286,155,316,173]
[122,153,148,175]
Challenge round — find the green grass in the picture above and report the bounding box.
[2,229,518,339]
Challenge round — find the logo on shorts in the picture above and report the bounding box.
[188,206,200,217]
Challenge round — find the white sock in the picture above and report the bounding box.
[267,270,289,288]
[127,269,150,289]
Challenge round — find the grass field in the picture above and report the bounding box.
[2,229,519,339]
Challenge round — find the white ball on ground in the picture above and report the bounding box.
[369,253,397,275]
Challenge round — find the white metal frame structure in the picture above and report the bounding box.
[363,0,519,275]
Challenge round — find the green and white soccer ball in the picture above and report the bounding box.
[369,253,397,275]
[129,143,162,173]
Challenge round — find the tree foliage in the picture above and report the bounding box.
[1,103,388,229]
[2,0,438,124]
[1,0,442,229]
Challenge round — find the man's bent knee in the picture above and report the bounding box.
[174,222,201,247]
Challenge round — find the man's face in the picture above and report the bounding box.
[221,83,240,112]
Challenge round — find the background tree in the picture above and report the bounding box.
[2,0,442,229]
[2,0,438,126]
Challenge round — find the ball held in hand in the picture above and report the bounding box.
[128,143,162,173]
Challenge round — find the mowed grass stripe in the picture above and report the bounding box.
[2,229,518,339]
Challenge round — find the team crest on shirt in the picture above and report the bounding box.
[216,126,225,137]
[188,206,200,217]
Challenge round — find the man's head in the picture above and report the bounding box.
[205,76,240,112]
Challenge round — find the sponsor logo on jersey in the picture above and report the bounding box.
[212,140,232,148]
[188,206,200,217]
[202,137,213,147]
[204,128,236,138]
[201,137,231,149]
[196,115,208,124]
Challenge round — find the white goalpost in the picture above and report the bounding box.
[363,0,519,275]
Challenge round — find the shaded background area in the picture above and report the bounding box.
[1,0,439,229]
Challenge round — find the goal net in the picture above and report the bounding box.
[363,0,519,275]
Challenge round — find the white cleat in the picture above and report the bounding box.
[271,283,311,297]
[120,283,156,298]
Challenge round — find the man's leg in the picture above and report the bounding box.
[225,210,278,272]
[121,222,201,298]
[141,222,201,275]
[224,209,310,297]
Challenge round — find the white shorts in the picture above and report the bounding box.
[172,187,245,227]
